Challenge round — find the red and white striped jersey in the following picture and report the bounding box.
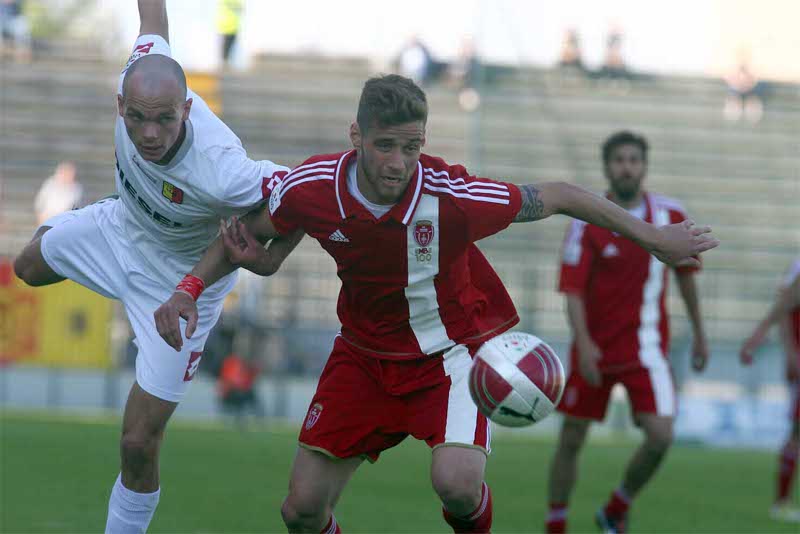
[268,150,522,359]
[782,258,800,355]
[558,192,699,372]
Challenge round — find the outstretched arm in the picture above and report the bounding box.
[138,0,169,42]
[513,182,719,266]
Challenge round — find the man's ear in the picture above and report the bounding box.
[181,97,193,121]
[349,122,362,150]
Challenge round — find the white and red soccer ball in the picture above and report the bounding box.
[469,332,565,427]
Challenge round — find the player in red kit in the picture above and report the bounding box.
[740,257,800,522]
[155,78,718,533]
[545,131,711,534]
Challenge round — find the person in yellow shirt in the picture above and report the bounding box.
[217,0,243,65]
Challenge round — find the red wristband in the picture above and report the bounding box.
[176,274,205,301]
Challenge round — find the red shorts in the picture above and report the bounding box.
[557,363,676,421]
[298,336,490,462]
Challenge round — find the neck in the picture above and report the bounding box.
[608,190,644,210]
[156,122,186,166]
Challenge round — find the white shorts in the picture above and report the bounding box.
[40,199,229,402]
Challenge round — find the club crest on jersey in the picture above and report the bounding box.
[162,181,184,204]
[305,403,323,430]
[413,220,434,263]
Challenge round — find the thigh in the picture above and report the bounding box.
[622,365,676,418]
[124,272,226,403]
[287,446,363,511]
[408,344,490,454]
[298,337,406,462]
[558,369,614,421]
[39,200,126,299]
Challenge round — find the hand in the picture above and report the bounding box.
[691,335,709,372]
[154,291,198,351]
[739,330,766,365]
[651,220,719,267]
[221,217,270,274]
[577,338,602,387]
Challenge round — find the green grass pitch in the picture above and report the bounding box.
[1,411,796,533]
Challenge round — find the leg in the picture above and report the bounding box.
[548,416,592,503]
[13,226,65,286]
[620,413,674,497]
[776,384,800,508]
[281,447,362,533]
[105,382,177,534]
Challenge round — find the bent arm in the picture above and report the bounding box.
[138,0,169,42]
[189,204,281,286]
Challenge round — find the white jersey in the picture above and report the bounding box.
[112,35,288,292]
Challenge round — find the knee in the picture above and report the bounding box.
[120,431,161,471]
[559,421,589,456]
[432,471,483,514]
[645,425,673,454]
[281,490,328,532]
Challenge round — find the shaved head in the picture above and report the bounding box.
[118,54,192,164]
[122,54,187,101]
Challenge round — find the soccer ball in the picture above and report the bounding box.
[469,332,565,427]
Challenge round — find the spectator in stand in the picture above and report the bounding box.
[558,28,586,73]
[0,0,31,63]
[396,35,436,86]
[597,25,631,81]
[449,37,482,112]
[724,59,764,123]
[34,162,83,226]
[216,0,243,68]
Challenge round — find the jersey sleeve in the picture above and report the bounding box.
[267,173,303,236]
[558,220,594,294]
[667,205,702,274]
[118,34,172,94]
[431,163,522,242]
[208,145,289,218]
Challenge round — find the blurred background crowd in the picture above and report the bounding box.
[0,0,798,442]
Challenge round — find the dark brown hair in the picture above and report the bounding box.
[602,130,649,164]
[357,74,428,133]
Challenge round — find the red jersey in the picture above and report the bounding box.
[782,258,800,355]
[558,192,699,372]
[268,150,522,359]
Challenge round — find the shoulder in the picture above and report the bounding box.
[418,153,514,205]
[650,192,688,217]
[269,152,344,213]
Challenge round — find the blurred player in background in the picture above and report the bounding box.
[155,77,718,533]
[740,257,800,522]
[545,131,710,534]
[12,1,300,532]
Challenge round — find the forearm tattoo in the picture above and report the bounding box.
[514,184,545,222]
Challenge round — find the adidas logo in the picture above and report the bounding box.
[602,243,620,258]
[328,229,350,243]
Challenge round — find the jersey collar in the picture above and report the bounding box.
[335,149,424,225]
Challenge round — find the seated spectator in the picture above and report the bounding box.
[449,37,482,111]
[558,28,586,73]
[0,0,31,63]
[395,35,436,86]
[724,60,764,123]
[34,161,83,225]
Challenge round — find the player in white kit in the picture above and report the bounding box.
[12,1,300,532]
